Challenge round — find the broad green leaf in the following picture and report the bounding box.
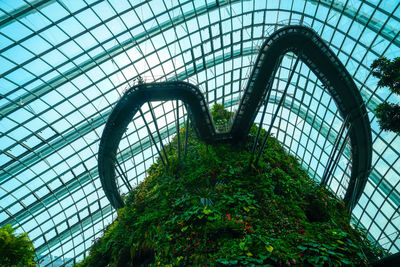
[266,245,274,253]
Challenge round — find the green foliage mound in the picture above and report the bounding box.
[77,111,383,266]
[0,224,36,267]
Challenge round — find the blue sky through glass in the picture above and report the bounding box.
[0,0,399,265]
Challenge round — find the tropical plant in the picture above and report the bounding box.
[0,224,36,267]
[76,107,386,266]
[210,103,231,122]
[371,56,400,134]
[211,103,232,132]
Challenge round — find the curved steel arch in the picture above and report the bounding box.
[98,25,372,210]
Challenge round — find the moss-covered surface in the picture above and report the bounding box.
[77,107,384,267]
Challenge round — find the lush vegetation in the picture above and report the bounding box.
[371,56,400,134]
[77,105,384,266]
[211,103,232,132]
[0,224,36,266]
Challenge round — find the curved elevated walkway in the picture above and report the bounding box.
[98,82,218,208]
[99,25,372,210]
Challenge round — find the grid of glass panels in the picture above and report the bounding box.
[0,0,399,265]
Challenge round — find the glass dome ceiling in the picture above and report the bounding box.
[0,0,399,265]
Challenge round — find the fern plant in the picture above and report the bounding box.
[0,224,36,267]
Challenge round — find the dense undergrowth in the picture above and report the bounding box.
[77,105,384,266]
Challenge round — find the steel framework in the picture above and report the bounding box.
[0,0,399,265]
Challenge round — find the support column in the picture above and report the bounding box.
[321,115,350,186]
[254,56,300,166]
